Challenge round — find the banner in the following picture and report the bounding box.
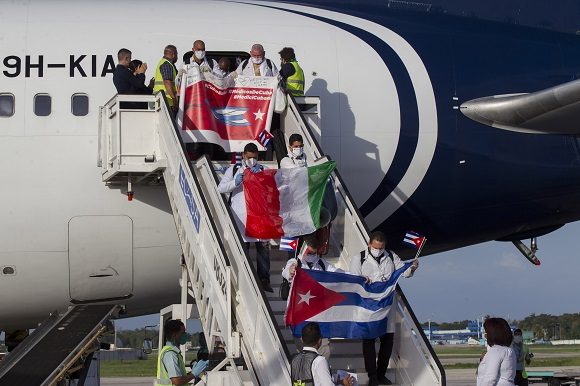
[177,65,278,152]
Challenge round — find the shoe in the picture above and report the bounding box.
[261,280,274,293]
[377,374,392,385]
[367,375,379,386]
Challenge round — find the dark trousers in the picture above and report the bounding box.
[514,370,528,386]
[244,242,270,283]
[363,332,394,377]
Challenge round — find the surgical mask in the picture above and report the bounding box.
[513,336,522,344]
[194,50,205,60]
[291,147,304,157]
[251,56,264,65]
[370,247,384,258]
[245,158,257,168]
[303,253,319,264]
[179,334,188,345]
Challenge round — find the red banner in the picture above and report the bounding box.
[177,66,278,152]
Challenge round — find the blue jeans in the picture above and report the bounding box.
[244,242,270,283]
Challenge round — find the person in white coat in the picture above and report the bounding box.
[282,234,343,360]
[477,318,516,386]
[349,231,419,386]
[280,133,307,169]
[217,143,273,292]
[236,43,279,77]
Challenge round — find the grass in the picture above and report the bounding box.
[100,352,198,377]
[444,356,580,370]
[434,344,580,356]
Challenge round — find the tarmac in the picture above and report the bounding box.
[101,366,580,385]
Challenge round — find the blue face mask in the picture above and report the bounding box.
[179,334,188,345]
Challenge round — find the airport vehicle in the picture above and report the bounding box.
[1,0,580,384]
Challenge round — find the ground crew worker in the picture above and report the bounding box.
[291,322,353,386]
[279,47,305,96]
[349,231,419,386]
[153,45,178,115]
[512,328,532,386]
[156,320,208,386]
[236,43,279,77]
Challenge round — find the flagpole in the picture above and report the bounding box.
[413,238,427,260]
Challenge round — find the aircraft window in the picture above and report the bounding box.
[72,93,89,116]
[0,93,15,117]
[34,93,51,116]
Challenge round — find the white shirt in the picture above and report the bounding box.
[349,249,413,283]
[477,345,516,386]
[282,252,343,282]
[217,163,266,242]
[280,153,307,169]
[303,347,334,386]
[235,58,279,77]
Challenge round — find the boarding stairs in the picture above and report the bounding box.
[0,305,120,386]
[97,92,445,385]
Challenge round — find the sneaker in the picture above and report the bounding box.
[261,280,274,293]
[367,375,379,386]
[377,374,393,385]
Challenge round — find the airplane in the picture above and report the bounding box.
[1,0,579,338]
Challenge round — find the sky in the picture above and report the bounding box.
[117,221,580,330]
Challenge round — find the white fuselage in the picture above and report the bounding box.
[0,0,437,330]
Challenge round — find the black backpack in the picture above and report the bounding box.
[227,164,241,206]
[279,257,326,300]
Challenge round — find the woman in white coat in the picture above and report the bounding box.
[477,317,517,386]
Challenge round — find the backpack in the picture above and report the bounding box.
[290,350,319,386]
[227,163,241,206]
[280,257,326,300]
[241,58,273,74]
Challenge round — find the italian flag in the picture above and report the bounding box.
[243,161,336,239]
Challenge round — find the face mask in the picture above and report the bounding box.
[251,56,264,65]
[370,247,384,258]
[194,50,205,60]
[303,253,319,263]
[513,336,522,344]
[291,147,304,157]
[245,158,257,167]
[179,334,188,345]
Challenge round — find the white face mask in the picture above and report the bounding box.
[303,253,319,263]
[251,56,264,65]
[245,158,257,168]
[291,147,304,157]
[513,336,522,344]
[370,247,384,258]
[194,50,205,60]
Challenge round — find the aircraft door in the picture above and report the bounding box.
[68,215,133,303]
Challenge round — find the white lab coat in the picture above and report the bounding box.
[236,58,279,77]
[280,153,307,169]
[349,249,414,333]
[477,345,516,386]
[217,163,265,242]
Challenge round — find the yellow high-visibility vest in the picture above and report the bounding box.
[286,60,305,97]
[153,58,177,107]
[155,344,187,386]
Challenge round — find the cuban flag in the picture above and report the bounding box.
[285,263,411,339]
[256,129,273,149]
[231,152,242,166]
[280,236,299,252]
[403,231,426,250]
